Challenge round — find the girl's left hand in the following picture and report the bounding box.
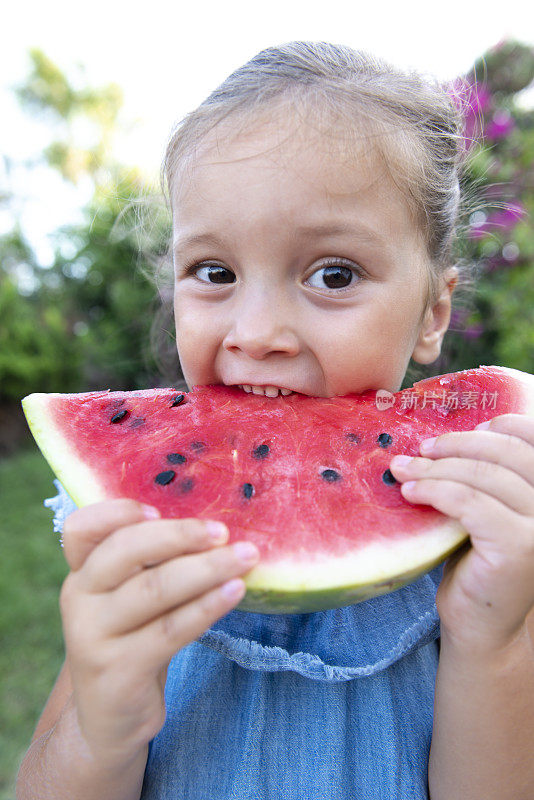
[389,414,534,653]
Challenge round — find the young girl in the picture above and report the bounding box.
[17,42,534,800]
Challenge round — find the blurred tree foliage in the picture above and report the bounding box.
[430,40,534,378]
[0,225,80,397]
[1,43,533,424]
[14,48,122,183]
[1,49,174,413]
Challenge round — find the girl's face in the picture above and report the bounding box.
[172,113,456,398]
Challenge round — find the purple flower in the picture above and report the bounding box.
[447,80,493,150]
[449,308,469,329]
[488,202,525,230]
[450,309,484,340]
[485,110,516,140]
[469,84,492,115]
[468,202,525,239]
[448,79,492,115]
[462,323,484,340]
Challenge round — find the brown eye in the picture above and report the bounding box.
[323,266,353,288]
[307,264,357,291]
[195,265,236,284]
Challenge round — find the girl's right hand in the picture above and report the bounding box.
[59,499,259,769]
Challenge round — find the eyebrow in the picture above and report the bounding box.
[295,223,383,244]
[173,222,383,255]
[173,232,226,255]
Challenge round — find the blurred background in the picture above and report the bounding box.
[1,1,533,796]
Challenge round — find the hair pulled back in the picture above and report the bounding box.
[163,42,469,299]
[147,42,477,384]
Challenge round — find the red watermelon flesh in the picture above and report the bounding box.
[22,365,534,614]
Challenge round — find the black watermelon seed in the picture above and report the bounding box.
[321,469,341,483]
[190,441,206,451]
[110,409,128,423]
[382,469,397,485]
[167,453,186,464]
[155,470,176,486]
[170,394,185,407]
[346,433,361,444]
[253,444,270,459]
[130,417,145,428]
[242,482,255,499]
[180,477,194,493]
[377,433,393,448]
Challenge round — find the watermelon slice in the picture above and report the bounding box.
[22,365,534,614]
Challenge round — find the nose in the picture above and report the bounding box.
[222,289,300,360]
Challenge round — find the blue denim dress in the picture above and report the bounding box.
[46,480,442,800]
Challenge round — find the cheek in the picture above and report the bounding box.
[370,312,419,353]
[173,292,223,381]
[327,294,422,384]
[367,284,425,343]
[354,294,420,348]
[173,291,202,337]
[173,294,201,364]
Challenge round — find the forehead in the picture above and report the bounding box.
[171,107,418,242]
[175,108,373,190]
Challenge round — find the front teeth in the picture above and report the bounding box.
[239,384,293,397]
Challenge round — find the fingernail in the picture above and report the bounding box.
[420,437,437,453]
[142,504,161,519]
[233,541,260,563]
[221,578,245,601]
[402,481,418,492]
[476,421,491,430]
[206,521,229,543]
[391,455,413,467]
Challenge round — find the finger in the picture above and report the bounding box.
[62,499,162,571]
[390,455,534,515]
[399,477,530,548]
[415,422,534,487]
[117,576,248,671]
[480,414,534,446]
[103,540,259,635]
[80,518,229,592]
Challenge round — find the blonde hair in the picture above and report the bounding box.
[146,41,479,383]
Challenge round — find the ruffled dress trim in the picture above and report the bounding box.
[197,602,440,681]
[44,479,78,542]
[45,480,443,682]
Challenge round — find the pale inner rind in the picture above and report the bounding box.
[22,393,109,508]
[492,366,534,414]
[245,520,467,591]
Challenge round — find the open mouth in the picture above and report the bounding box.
[236,384,294,398]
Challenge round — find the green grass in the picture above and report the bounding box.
[0,447,69,800]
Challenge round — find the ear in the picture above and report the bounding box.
[411,267,459,365]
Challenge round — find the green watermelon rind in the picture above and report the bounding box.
[239,536,467,614]
[238,518,468,613]
[21,365,534,615]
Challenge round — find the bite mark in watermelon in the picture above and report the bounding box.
[22,366,534,614]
